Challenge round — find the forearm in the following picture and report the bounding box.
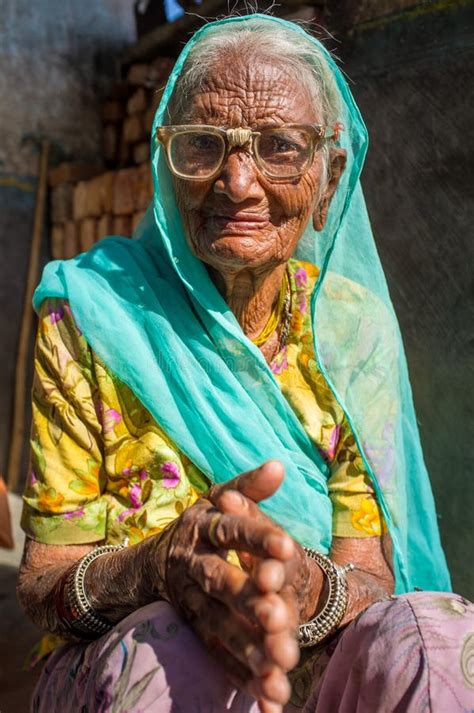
[300,534,394,628]
[17,529,173,639]
[17,541,92,639]
[332,534,394,626]
[84,527,174,623]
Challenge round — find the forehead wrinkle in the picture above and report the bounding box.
[182,58,318,127]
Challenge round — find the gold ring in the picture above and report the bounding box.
[207,513,222,548]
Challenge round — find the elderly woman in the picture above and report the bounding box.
[18,14,472,713]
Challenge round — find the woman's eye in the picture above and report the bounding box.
[272,137,295,152]
[189,134,217,151]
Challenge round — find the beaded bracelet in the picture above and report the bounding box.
[297,549,354,648]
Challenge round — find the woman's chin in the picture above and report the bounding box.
[196,233,273,269]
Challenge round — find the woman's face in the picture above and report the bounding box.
[173,58,333,274]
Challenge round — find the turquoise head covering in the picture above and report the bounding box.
[34,14,450,593]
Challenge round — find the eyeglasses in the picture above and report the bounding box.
[155,123,339,182]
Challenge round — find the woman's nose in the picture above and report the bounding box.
[213,150,265,203]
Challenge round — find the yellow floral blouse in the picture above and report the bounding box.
[22,259,384,547]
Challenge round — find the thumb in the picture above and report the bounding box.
[208,460,284,505]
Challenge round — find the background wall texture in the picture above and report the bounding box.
[343,1,473,597]
[0,0,136,483]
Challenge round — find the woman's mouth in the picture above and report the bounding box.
[208,212,270,231]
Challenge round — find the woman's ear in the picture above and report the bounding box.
[313,149,347,232]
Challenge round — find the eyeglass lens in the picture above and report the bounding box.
[255,128,312,177]
[170,132,226,178]
[169,128,313,179]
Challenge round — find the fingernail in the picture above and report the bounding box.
[265,534,292,558]
[222,490,246,509]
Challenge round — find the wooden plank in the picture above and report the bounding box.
[120,0,227,64]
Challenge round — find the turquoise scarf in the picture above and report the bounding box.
[34,15,450,593]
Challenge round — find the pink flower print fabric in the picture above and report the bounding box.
[161,461,181,489]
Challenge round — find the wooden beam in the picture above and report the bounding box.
[121,0,227,64]
[120,2,325,65]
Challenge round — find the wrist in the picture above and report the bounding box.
[300,554,327,623]
[298,550,353,648]
[140,522,177,604]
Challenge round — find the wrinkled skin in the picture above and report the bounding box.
[18,57,393,713]
[173,58,346,359]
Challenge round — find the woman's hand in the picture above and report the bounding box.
[144,460,302,710]
[209,467,326,626]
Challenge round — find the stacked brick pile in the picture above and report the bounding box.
[102,58,174,169]
[48,57,174,259]
[49,161,153,259]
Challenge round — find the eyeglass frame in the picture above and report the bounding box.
[155,123,339,182]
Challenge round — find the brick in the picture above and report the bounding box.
[79,218,97,252]
[143,89,163,132]
[83,178,102,218]
[101,100,126,123]
[117,138,131,167]
[113,168,136,215]
[51,224,64,260]
[133,141,150,166]
[126,63,151,86]
[73,178,102,220]
[123,115,146,144]
[97,171,115,214]
[103,123,119,164]
[48,162,102,188]
[127,87,149,115]
[144,107,155,133]
[96,214,113,242]
[112,215,132,236]
[134,162,153,211]
[73,181,88,221]
[51,183,73,223]
[63,221,79,259]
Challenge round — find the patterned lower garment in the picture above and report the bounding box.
[32,592,474,713]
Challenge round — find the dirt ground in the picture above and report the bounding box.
[0,494,42,712]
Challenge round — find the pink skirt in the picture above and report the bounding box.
[32,591,474,712]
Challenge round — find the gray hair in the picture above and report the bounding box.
[168,18,342,187]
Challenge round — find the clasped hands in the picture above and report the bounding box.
[150,461,324,713]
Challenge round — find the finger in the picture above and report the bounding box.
[189,552,293,634]
[263,629,300,672]
[187,583,274,676]
[254,558,287,593]
[275,584,300,631]
[258,700,283,713]
[214,645,291,713]
[216,488,266,520]
[208,460,285,506]
[200,511,294,561]
[254,666,292,706]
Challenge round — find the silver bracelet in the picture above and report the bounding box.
[297,549,354,648]
[66,542,126,638]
